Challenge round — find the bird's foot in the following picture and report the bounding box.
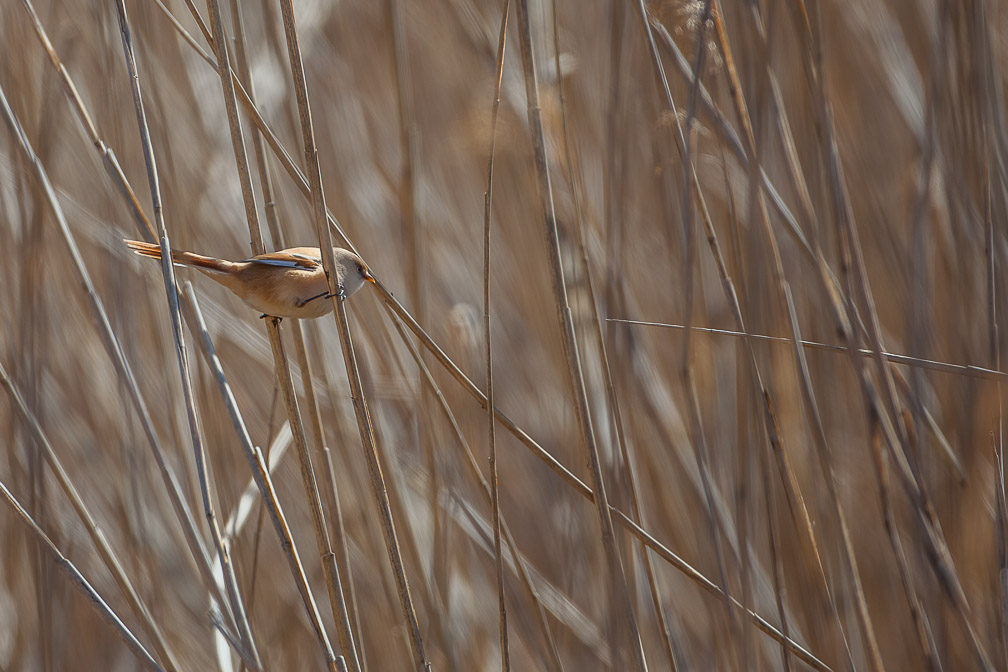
[259,313,282,323]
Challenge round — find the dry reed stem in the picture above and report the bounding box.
[273,0,429,668]
[386,0,452,661]
[678,5,743,662]
[133,6,829,665]
[179,285,337,658]
[513,1,646,668]
[0,474,165,672]
[484,1,511,669]
[332,295,430,671]
[388,0,423,322]
[996,434,1008,671]
[0,362,181,671]
[199,1,352,667]
[227,1,364,668]
[112,1,263,666]
[15,5,349,667]
[388,312,565,671]
[303,332,370,670]
[868,418,941,670]
[549,0,679,666]
[758,399,792,672]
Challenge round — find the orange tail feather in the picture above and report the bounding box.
[124,239,232,273]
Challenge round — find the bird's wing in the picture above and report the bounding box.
[243,250,321,269]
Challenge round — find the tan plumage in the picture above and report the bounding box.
[124,239,374,319]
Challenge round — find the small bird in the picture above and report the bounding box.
[125,239,375,319]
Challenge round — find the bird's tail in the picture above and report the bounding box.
[124,239,233,273]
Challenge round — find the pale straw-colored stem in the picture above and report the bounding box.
[113,2,263,666]
[273,0,429,668]
[512,0,646,668]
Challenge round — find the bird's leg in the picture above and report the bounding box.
[296,290,331,308]
[297,284,345,308]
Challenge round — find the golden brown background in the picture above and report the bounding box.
[0,0,1004,670]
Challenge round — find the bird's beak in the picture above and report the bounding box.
[364,271,376,284]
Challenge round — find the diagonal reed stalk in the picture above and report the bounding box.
[512,0,646,668]
[112,5,833,666]
[226,1,363,668]
[274,0,429,669]
[112,2,263,668]
[549,0,680,666]
[607,320,1006,382]
[0,465,165,672]
[197,1,356,669]
[0,360,181,672]
[19,1,353,666]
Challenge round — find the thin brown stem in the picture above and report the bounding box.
[273,0,428,668]
[485,1,511,670]
[0,457,165,672]
[513,1,646,668]
[114,1,262,666]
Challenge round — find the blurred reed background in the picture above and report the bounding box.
[0,0,1005,670]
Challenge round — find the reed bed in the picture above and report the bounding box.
[0,0,1005,670]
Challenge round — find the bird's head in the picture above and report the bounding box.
[333,248,375,298]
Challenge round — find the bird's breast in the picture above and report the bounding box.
[235,266,333,318]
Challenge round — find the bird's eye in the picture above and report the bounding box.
[357,264,363,273]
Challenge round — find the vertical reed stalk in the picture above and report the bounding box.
[273,1,429,667]
[113,2,263,666]
[511,2,646,668]
[484,1,511,668]
[199,1,350,667]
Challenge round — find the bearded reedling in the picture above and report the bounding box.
[124,239,374,319]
